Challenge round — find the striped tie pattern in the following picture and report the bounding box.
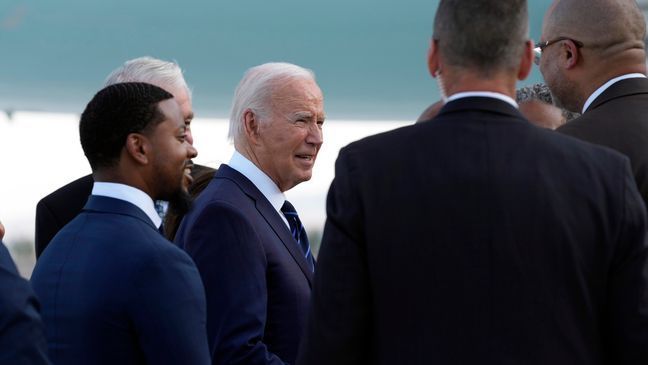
[281,200,315,272]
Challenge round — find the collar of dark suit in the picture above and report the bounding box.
[438,96,525,120]
[83,195,158,231]
[585,76,648,113]
[215,164,315,285]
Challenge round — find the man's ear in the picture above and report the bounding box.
[243,109,261,145]
[517,40,534,81]
[125,133,150,165]
[562,40,580,70]
[427,38,441,78]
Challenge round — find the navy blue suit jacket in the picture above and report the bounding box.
[298,97,648,365]
[175,164,313,364]
[31,195,210,365]
[0,241,50,364]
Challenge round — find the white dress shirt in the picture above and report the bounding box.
[447,91,519,108]
[229,151,290,228]
[582,73,646,113]
[91,182,162,229]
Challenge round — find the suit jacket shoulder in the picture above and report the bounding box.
[32,196,209,365]
[35,174,93,257]
[558,77,648,203]
[0,242,50,364]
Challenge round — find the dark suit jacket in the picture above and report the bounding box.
[31,195,210,365]
[0,241,50,364]
[174,164,313,365]
[558,77,648,205]
[35,174,93,258]
[35,165,211,258]
[297,97,648,365]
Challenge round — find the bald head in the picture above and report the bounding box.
[544,0,645,59]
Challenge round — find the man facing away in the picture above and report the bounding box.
[174,62,324,364]
[297,1,648,364]
[538,0,648,205]
[34,56,197,258]
[31,82,210,365]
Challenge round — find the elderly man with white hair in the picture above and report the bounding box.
[174,62,325,365]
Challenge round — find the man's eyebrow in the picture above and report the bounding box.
[290,111,314,120]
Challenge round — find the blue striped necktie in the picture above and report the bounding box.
[281,200,315,272]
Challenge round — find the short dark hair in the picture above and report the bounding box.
[433,0,528,74]
[79,82,174,170]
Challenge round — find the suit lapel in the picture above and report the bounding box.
[216,165,314,285]
[588,77,648,111]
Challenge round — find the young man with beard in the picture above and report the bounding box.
[34,56,199,258]
[31,82,210,365]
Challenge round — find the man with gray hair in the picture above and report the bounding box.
[35,56,197,256]
[297,1,648,364]
[516,83,579,129]
[537,0,648,206]
[174,62,324,365]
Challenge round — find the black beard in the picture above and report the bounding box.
[166,188,192,217]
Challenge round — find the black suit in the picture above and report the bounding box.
[558,77,648,205]
[297,97,648,365]
[35,174,93,258]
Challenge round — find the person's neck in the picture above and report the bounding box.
[93,169,151,198]
[443,70,517,100]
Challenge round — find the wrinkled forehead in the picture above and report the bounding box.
[270,78,324,112]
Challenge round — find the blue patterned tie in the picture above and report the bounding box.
[281,200,315,272]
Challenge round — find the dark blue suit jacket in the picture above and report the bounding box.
[31,195,210,365]
[0,241,50,364]
[298,97,648,365]
[175,164,313,364]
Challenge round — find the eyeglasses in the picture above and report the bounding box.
[533,37,584,65]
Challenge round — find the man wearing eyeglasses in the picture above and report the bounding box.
[537,0,648,206]
[297,0,648,364]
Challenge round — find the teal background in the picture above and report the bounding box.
[0,0,552,120]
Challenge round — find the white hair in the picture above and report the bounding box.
[103,56,191,97]
[228,62,316,144]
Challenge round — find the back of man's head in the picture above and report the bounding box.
[104,56,190,97]
[79,82,173,171]
[545,0,645,62]
[228,62,316,144]
[433,0,528,75]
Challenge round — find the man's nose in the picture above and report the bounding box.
[306,123,323,146]
[187,144,198,159]
[186,128,194,145]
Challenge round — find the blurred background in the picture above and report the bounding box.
[3,0,636,276]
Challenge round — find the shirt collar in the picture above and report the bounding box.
[91,182,162,228]
[229,151,286,214]
[446,91,518,108]
[582,73,647,113]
